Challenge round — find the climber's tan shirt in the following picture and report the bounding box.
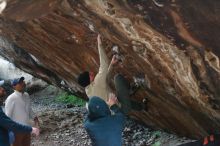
[85,43,111,102]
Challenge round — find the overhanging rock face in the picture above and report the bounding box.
[0,0,220,138]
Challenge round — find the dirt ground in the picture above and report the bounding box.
[30,86,194,146]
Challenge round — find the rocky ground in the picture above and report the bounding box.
[31,86,194,146]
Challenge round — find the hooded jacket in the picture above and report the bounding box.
[0,108,32,146]
[84,96,125,146]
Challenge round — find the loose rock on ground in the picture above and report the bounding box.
[31,86,194,146]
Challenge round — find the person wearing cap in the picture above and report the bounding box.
[0,84,40,146]
[5,77,39,146]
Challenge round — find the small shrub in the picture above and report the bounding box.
[56,92,85,107]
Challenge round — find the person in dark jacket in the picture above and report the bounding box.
[84,95,125,146]
[0,86,40,146]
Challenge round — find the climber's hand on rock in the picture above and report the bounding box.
[97,34,102,45]
[110,55,118,66]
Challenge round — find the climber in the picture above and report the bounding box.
[77,34,146,114]
[0,83,40,146]
[84,94,125,146]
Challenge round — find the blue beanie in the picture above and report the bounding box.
[88,96,111,121]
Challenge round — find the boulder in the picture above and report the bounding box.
[0,0,220,138]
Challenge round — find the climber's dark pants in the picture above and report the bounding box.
[114,74,143,114]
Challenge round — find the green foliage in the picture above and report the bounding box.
[56,92,86,106]
[153,131,161,137]
[152,141,161,146]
